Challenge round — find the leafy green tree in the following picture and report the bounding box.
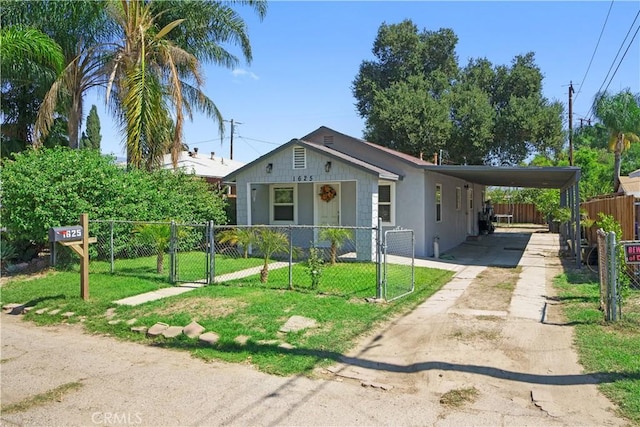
[253,228,289,283]
[80,105,102,150]
[319,228,353,266]
[592,89,640,192]
[353,21,563,165]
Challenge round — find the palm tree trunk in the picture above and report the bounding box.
[614,136,623,193]
[260,259,269,283]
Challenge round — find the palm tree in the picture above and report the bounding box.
[217,227,256,258]
[319,227,353,265]
[133,223,171,273]
[253,228,289,283]
[592,90,640,192]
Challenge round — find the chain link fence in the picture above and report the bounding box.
[86,221,416,300]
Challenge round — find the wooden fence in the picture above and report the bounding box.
[493,203,545,224]
[581,194,637,243]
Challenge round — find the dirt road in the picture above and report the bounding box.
[0,228,630,426]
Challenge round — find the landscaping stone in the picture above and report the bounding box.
[257,339,280,346]
[182,321,205,339]
[3,303,25,315]
[162,326,184,338]
[234,335,250,346]
[125,318,137,326]
[48,309,61,315]
[108,320,121,325]
[22,306,34,314]
[62,312,75,318]
[79,316,87,323]
[146,322,169,337]
[105,308,116,319]
[130,326,147,334]
[35,308,49,315]
[279,315,318,333]
[198,332,220,345]
[278,342,296,350]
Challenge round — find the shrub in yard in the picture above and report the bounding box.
[319,227,353,265]
[306,246,324,289]
[0,147,228,260]
[253,228,289,284]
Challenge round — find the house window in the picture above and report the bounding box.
[271,186,296,223]
[456,187,461,211]
[378,182,395,225]
[293,147,306,169]
[436,184,442,222]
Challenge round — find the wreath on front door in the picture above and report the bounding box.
[319,184,337,202]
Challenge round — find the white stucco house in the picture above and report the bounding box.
[162,149,244,190]
[224,126,581,261]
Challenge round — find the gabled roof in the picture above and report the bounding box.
[162,151,244,178]
[619,176,640,198]
[302,126,434,168]
[223,138,399,181]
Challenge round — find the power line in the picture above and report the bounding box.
[588,9,640,119]
[574,0,614,104]
[602,23,640,94]
[236,135,281,145]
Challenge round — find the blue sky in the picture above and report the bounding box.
[91,1,640,164]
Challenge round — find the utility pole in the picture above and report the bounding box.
[224,119,242,160]
[568,81,575,166]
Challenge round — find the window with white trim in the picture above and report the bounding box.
[378,182,395,225]
[436,184,442,222]
[271,186,296,223]
[456,187,461,210]
[293,147,306,169]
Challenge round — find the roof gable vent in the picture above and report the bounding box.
[323,135,334,145]
[293,147,306,169]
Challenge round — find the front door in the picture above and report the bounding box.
[315,182,340,225]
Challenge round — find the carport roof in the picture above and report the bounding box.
[424,165,581,189]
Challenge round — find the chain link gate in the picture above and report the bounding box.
[382,228,415,301]
[170,222,212,284]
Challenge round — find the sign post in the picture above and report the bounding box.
[49,213,95,300]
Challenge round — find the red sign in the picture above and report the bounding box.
[624,243,640,264]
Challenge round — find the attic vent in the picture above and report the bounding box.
[293,147,306,169]
[323,135,334,145]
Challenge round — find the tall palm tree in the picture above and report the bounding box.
[593,90,640,192]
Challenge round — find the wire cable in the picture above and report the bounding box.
[574,0,614,104]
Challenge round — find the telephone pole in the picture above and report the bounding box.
[568,81,575,166]
[224,119,242,160]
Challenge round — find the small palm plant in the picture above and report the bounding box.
[253,228,289,283]
[319,227,353,266]
[133,223,171,273]
[217,227,256,258]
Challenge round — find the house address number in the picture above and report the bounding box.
[293,175,313,182]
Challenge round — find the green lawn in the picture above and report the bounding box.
[1,264,453,376]
[554,271,640,424]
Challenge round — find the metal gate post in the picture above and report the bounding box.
[376,217,383,299]
[169,221,177,284]
[208,220,215,285]
[288,226,293,289]
[110,220,114,274]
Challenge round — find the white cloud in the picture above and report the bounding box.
[232,68,259,80]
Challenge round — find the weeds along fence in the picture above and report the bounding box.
[87,221,413,299]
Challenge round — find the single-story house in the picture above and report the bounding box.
[223,126,492,260]
[224,126,581,262]
[162,148,244,192]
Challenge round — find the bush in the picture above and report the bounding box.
[0,147,228,259]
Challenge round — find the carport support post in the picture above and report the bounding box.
[376,217,382,299]
[574,181,581,268]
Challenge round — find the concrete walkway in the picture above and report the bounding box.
[113,262,289,306]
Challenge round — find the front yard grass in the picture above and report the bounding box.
[1,263,453,376]
[554,271,640,424]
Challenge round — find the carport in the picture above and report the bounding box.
[424,165,582,267]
